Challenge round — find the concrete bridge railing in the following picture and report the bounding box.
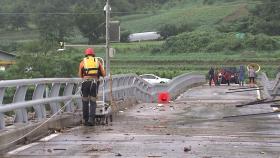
[0,73,205,130]
[259,72,280,99]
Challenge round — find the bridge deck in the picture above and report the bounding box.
[4,85,280,158]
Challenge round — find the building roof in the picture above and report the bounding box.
[0,50,16,58]
[0,50,16,65]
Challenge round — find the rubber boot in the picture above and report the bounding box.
[82,101,90,126]
[89,100,97,126]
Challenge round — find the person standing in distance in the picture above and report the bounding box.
[248,66,256,88]
[238,65,245,86]
[78,48,106,126]
[208,67,215,86]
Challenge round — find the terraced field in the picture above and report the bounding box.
[106,42,280,79]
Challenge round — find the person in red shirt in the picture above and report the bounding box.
[79,48,106,126]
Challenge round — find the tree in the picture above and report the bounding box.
[159,24,178,39]
[120,30,131,42]
[0,8,6,28]
[6,49,81,79]
[32,0,74,54]
[159,23,195,39]
[0,0,29,30]
[8,6,28,30]
[74,4,105,44]
[250,0,280,35]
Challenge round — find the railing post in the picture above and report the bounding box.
[75,83,83,110]
[137,79,143,101]
[32,84,46,120]
[0,87,6,129]
[14,86,28,123]
[49,83,61,114]
[63,83,74,112]
[103,79,109,102]
[128,77,135,98]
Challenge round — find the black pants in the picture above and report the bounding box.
[209,76,214,86]
[226,80,230,86]
[249,77,255,84]
[81,80,99,123]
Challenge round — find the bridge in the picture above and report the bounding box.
[0,72,279,157]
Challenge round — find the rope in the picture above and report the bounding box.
[109,73,116,110]
[0,90,80,149]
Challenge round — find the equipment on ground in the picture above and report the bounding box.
[94,57,113,125]
[95,101,113,125]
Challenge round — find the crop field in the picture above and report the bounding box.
[120,1,255,33]
[90,41,279,79]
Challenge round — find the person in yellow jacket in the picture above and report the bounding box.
[78,48,106,126]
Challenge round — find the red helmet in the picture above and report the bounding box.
[84,48,95,55]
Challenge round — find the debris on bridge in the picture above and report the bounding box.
[226,88,263,94]
[184,146,192,152]
[236,99,280,107]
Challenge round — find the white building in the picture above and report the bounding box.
[0,50,16,71]
[128,32,161,42]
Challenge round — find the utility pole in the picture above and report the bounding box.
[105,0,110,76]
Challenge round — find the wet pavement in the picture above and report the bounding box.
[4,85,280,158]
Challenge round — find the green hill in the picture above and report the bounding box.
[119,0,254,33]
[0,0,255,44]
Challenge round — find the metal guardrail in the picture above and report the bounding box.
[0,73,205,130]
[259,72,280,99]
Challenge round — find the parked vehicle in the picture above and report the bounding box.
[139,74,170,84]
[220,67,239,84]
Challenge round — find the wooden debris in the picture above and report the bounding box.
[226,88,263,94]
[115,153,122,156]
[228,86,263,91]
[236,99,279,107]
[184,146,191,152]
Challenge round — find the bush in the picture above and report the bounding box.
[206,39,226,52]
[163,31,279,53]
[164,31,217,52]
[228,38,243,51]
[203,0,215,5]
[158,23,196,39]
[244,33,279,51]
[151,46,162,54]
[120,30,131,42]
[0,71,7,80]
[0,41,21,53]
[158,24,178,39]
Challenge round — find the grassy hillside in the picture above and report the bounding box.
[120,0,254,33]
[0,0,253,43]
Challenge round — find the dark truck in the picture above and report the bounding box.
[220,67,239,84]
[214,67,239,85]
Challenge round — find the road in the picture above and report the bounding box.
[4,85,280,158]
